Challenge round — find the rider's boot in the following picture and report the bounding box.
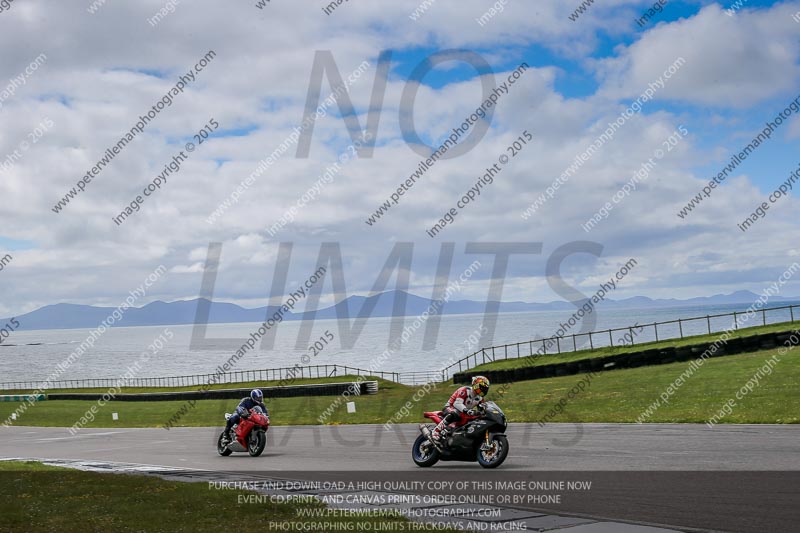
[431,420,447,442]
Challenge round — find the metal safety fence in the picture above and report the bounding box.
[441,304,799,378]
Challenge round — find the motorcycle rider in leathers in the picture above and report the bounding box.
[430,376,490,443]
[221,389,268,445]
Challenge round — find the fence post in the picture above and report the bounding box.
[542,339,547,355]
[556,337,561,353]
[629,327,635,345]
[609,330,613,347]
[654,323,659,342]
[792,306,795,322]
[504,345,508,360]
[706,316,711,334]
[733,312,738,329]
[589,332,594,350]
[762,309,766,326]
[678,319,684,338]
[572,334,577,352]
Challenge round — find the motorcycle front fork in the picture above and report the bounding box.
[479,431,493,451]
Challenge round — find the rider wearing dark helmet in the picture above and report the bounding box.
[222,389,268,445]
[431,375,489,442]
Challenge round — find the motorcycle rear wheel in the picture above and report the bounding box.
[477,435,508,468]
[412,434,440,467]
[248,429,267,457]
[217,432,232,456]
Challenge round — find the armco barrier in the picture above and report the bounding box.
[47,381,378,402]
[453,329,799,385]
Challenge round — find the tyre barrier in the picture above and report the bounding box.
[47,381,378,402]
[453,328,799,385]
[0,394,45,402]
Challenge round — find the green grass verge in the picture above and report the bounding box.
[0,461,445,532]
[469,321,798,372]
[0,347,796,426]
[0,378,426,428]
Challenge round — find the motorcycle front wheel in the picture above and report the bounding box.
[477,435,508,468]
[217,432,232,456]
[412,434,440,467]
[248,429,267,457]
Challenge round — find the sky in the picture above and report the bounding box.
[1,0,799,316]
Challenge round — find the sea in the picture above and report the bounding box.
[0,302,796,385]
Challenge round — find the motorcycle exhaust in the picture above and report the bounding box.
[227,442,246,452]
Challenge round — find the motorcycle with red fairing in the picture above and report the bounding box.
[217,406,269,457]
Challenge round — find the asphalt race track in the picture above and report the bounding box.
[2,423,798,532]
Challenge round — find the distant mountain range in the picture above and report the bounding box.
[4,289,797,331]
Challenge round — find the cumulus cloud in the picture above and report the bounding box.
[595,3,800,107]
[0,0,797,318]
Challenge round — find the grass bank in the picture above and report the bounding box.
[500,346,798,424]
[0,461,442,532]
